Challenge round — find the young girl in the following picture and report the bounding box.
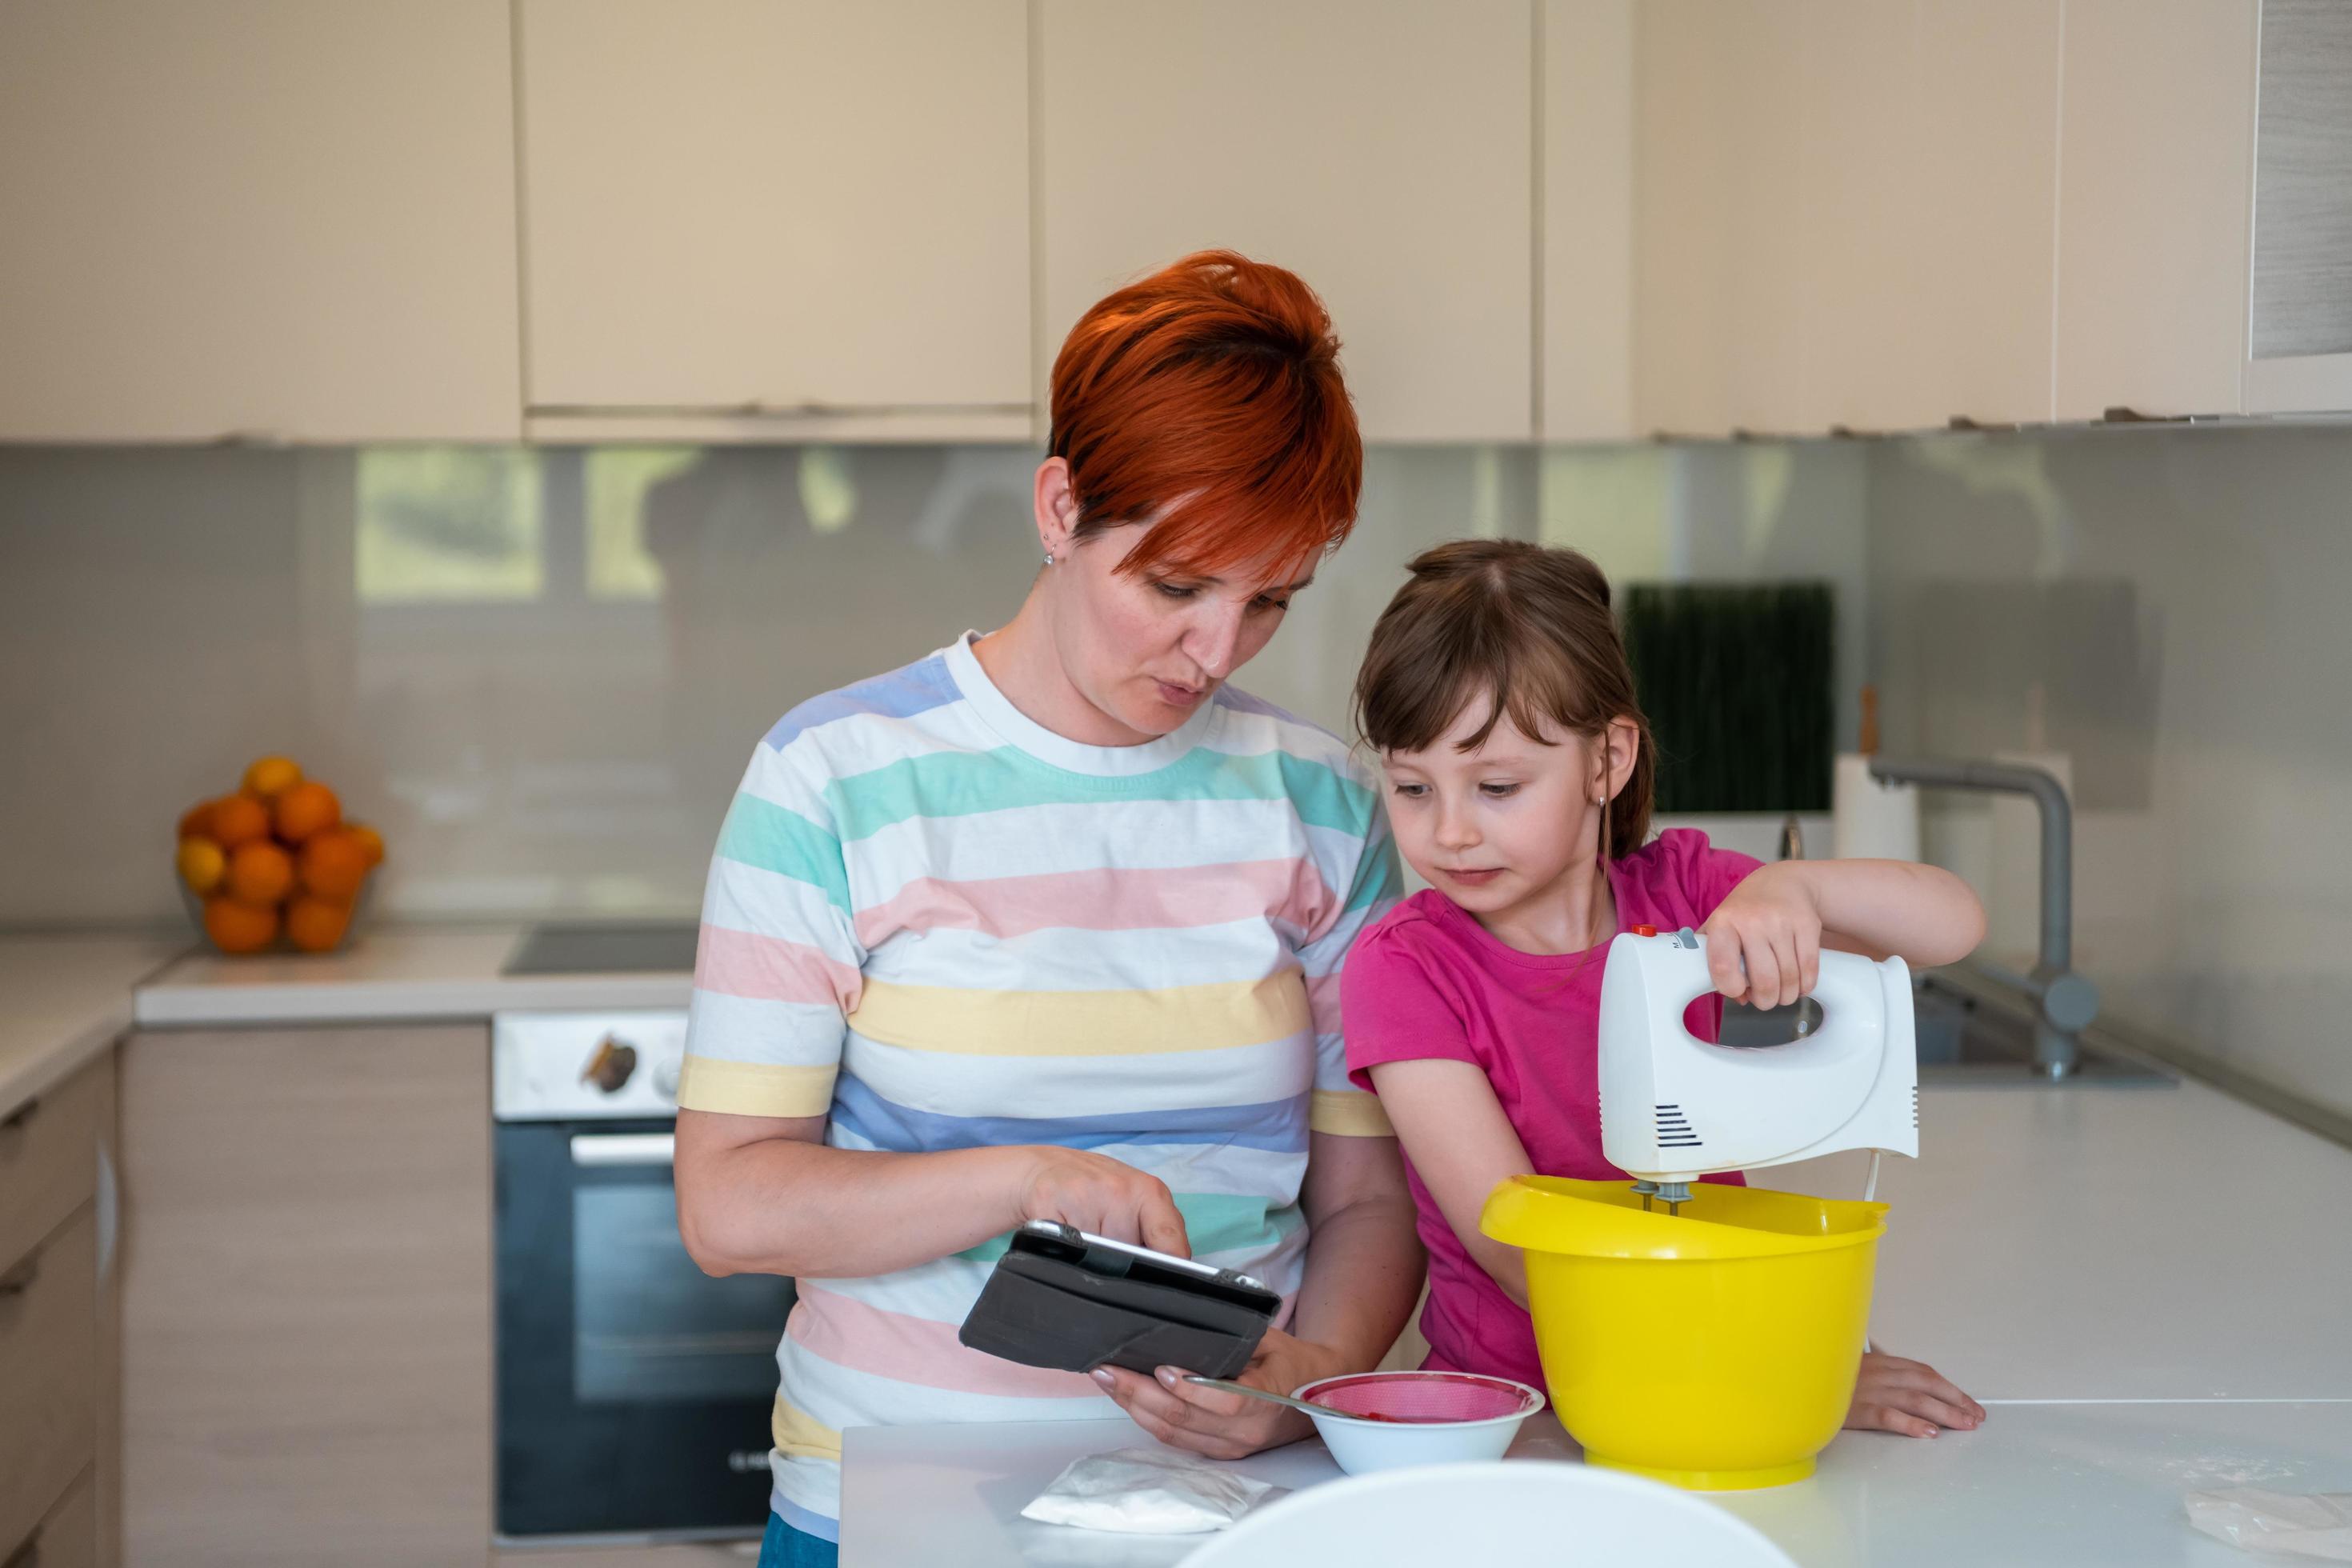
[1342,538,1989,1441]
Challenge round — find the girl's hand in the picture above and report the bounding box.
[1698,862,1824,1010]
[1090,1327,1346,1460]
[1012,1146,1191,1258]
[1846,1351,1986,1438]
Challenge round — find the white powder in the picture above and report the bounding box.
[1022,1448,1285,1535]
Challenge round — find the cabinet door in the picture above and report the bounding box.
[1903,0,2062,428]
[2052,0,2258,420]
[2246,0,2352,412]
[1038,0,1534,444]
[1633,0,1806,438]
[0,1,521,443]
[118,1026,492,1567]
[519,0,1032,436]
[1796,0,2062,433]
[1542,0,1636,442]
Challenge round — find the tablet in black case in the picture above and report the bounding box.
[957,1221,1281,1381]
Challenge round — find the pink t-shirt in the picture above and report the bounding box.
[1342,829,1763,1388]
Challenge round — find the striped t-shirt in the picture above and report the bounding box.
[677,632,1402,1536]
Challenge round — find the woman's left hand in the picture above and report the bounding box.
[1091,1327,1348,1460]
[1698,862,1826,1010]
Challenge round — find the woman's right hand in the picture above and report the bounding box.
[1010,1146,1191,1257]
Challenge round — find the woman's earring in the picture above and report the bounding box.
[1043,551,1054,566]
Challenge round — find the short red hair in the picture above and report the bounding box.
[1049,250,1362,582]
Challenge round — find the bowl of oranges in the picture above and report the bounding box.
[175,756,386,954]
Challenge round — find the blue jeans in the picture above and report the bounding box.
[757,1510,839,1568]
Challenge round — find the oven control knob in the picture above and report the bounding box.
[653,1055,682,1102]
[581,1035,638,1094]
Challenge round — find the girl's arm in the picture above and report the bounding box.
[1702,858,1986,1009]
[1362,1058,1538,1307]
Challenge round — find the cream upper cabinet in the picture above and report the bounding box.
[0,0,522,444]
[1798,0,2062,433]
[518,0,1033,441]
[1638,0,2063,438]
[1542,1,1636,443]
[2053,0,2258,421]
[1037,0,1534,444]
[1633,0,1806,438]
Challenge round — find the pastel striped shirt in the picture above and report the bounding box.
[678,632,1402,1536]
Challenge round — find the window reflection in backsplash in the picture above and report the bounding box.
[0,440,1864,926]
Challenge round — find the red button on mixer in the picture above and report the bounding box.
[1632,925,1658,938]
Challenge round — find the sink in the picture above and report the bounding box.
[1718,968,2175,1087]
[1911,970,2173,1086]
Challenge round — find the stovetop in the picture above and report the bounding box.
[502,922,700,977]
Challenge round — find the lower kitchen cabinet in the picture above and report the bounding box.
[0,1050,116,1568]
[118,1026,492,1566]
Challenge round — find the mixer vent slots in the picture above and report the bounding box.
[1654,1104,1702,1149]
[1911,1085,1918,1130]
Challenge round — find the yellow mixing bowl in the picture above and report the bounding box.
[1480,1175,1886,1490]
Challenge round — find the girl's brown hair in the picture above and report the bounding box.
[1354,538,1656,859]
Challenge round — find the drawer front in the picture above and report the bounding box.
[0,1209,98,1554]
[0,1055,104,1274]
[9,1466,96,1568]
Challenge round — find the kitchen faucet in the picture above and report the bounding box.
[1866,758,2099,1079]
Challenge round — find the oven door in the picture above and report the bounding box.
[495,1117,794,1541]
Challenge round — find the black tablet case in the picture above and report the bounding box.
[957,1227,1278,1381]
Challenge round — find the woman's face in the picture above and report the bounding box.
[1038,462,1311,742]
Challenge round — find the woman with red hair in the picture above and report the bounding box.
[675,252,1422,1566]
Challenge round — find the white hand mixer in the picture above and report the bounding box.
[1599,926,1918,1215]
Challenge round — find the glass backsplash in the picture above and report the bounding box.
[9,425,2344,1118]
[0,439,1863,928]
[1863,426,2352,1120]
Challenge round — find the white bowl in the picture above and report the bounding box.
[1292,1371,1546,1476]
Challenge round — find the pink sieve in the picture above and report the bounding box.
[1302,1372,1541,1425]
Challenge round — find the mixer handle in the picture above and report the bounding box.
[1670,928,1886,1039]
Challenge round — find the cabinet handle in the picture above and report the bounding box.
[0,1253,38,1299]
[96,1138,120,1286]
[0,1098,38,1136]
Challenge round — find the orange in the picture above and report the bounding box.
[242,754,304,800]
[225,840,295,906]
[284,895,354,954]
[298,830,370,902]
[178,799,217,840]
[209,794,271,850]
[273,781,341,844]
[177,836,227,895]
[203,896,279,954]
[346,822,386,868]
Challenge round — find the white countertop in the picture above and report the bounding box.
[1780,1080,2352,1401]
[131,923,691,1026]
[1,922,698,1115]
[842,1403,2352,1568]
[0,933,186,1113]
[840,1076,2352,1566]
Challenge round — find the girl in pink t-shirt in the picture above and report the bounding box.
[1343,539,1989,1441]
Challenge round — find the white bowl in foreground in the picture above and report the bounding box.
[1292,1370,1546,1475]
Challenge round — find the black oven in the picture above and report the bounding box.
[493,1011,794,1543]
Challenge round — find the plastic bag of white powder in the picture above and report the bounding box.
[1022,1448,1285,1534]
[2186,1488,2352,1560]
